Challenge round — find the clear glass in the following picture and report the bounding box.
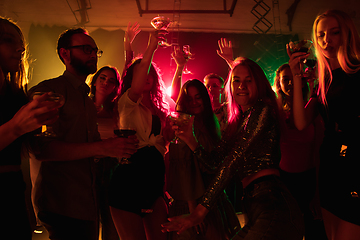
[182,45,194,74]
[169,112,192,144]
[150,16,171,47]
[32,92,65,137]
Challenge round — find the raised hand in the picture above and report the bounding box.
[124,22,141,49]
[217,38,234,68]
[172,45,188,67]
[148,30,168,51]
[286,43,310,78]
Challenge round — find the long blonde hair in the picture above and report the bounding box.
[312,10,360,105]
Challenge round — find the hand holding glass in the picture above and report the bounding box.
[151,16,171,47]
[289,40,313,75]
[169,112,192,144]
[114,124,137,164]
[288,40,312,54]
[32,92,64,137]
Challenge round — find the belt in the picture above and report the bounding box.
[244,174,279,192]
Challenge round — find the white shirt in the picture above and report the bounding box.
[117,89,166,156]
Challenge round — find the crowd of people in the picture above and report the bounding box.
[1,8,359,240]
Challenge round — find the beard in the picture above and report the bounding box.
[70,54,97,76]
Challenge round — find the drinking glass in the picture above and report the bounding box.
[150,16,171,47]
[182,45,193,59]
[32,92,65,137]
[169,112,192,144]
[182,45,194,74]
[289,40,313,75]
[288,40,313,54]
[114,120,137,164]
[304,46,317,70]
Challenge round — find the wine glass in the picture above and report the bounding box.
[289,40,313,75]
[32,92,65,137]
[150,16,171,47]
[182,45,193,59]
[288,40,313,54]
[114,120,137,164]
[304,48,317,71]
[182,45,194,74]
[169,112,192,144]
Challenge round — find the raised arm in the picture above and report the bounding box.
[122,22,141,78]
[170,45,188,102]
[287,44,318,130]
[217,38,234,69]
[128,30,166,102]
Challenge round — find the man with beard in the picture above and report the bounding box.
[29,28,138,240]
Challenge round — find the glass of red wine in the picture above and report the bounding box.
[289,40,313,76]
[114,126,137,164]
[288,40,312,54]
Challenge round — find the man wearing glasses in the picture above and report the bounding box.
[29,28,138,240]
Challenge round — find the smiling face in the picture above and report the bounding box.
[231,65,258,112]
[185,85,204,115]
[0,23,25,74]
[94,69,117,97]
[316,16,341,60]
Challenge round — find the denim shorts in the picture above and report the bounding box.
[233,175,305,240]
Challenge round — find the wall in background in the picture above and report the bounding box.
[28,25,295,89]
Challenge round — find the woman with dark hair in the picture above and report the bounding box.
[87,65,121,240]
[88,65,121,134]
[273,63,309,113]
[162,57,304,239]
[273,63,326,239]
[175,79,220,141]
[167,79,239,240]
[0,17,60,239]
[289,9,360,239]
[109,31,169,240]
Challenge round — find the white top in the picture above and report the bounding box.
[117,89,166,156]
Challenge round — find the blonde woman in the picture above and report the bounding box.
[288,9,360,240]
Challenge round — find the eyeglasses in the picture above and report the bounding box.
[66,45,103,57]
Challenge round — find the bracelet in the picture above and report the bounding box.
[294,73,302,77]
